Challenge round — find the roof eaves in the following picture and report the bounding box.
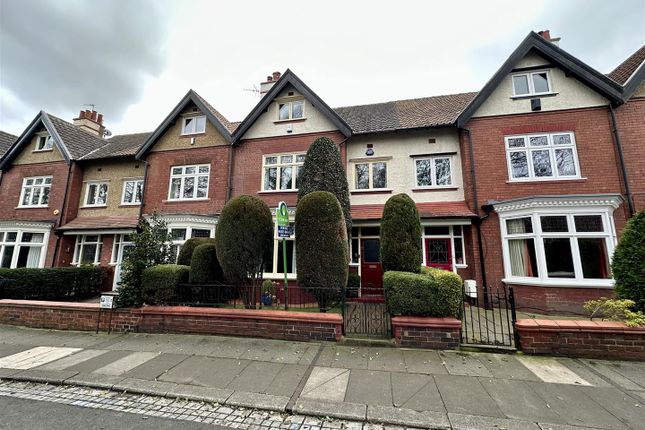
[622,59,645,101]
[41,112,72,162]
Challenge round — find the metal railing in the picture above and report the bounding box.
[461,285,518,349]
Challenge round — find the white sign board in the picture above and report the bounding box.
[99,295,115,309]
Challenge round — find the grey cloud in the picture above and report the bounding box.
[0,0,169,132]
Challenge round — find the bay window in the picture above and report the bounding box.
[354,161,387,190]
[262,153,305,191]
[73,235,102,265]
[505,132,580,181]
[0,230,48,268]
[168,164,210,200]
[168,225,215,261]
[414,156,453,188]
[19,176,52,207]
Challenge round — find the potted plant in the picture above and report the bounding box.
[262,280,275,306]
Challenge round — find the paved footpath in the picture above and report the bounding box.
[0,325,644,430]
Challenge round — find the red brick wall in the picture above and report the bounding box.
[392,316,461,349]
[511,284,613,315]
[614,97,645,212]
[142,146,231,215]
[516,319,645,361]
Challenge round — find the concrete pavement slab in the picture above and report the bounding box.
[478,353,540,381]
[158,356,249,388]
[37,349,108,371]
[578,386,645,430]
[65,373,126,389]
[433,374,505,418]
[579,359,644,391]
[528,382,627,429]
[239,339,312,364]
[314,345,338,367]
[327,346,370,369]
[10,369,78,384]
[401,349,448,375]
[344,369,392,406]
[0,346,82,369]
[92,351,160,376]
[518,356,591,386]
[301,366,350,402]
[264,363,307,397]
[558,359,613,388]
[478,377,563,424]
[62,349,132,373]
[367,348,406,372]
[0,344,33,359]
[449,413,540,430]
[165,384,233,403]
[367,405,450,429]
[391,372,445,412]
[123,353,189,380]
[226,360,285,393]
[600,361,645,390]
[207,337,262,359]
[226,391,289,412]
[294,398,367,421]
[0,325,111,348]
[112,377,181,395]
[439,351,493,377]
[538,424,607,430]
[0,368,22,378]
[296,345,320,366]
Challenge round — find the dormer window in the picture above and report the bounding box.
[36,135,53,151]
[181,115,206,135]
[278,100,304,121]
[512,71,551,97]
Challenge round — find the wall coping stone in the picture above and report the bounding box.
[137,306,343,324]
[516,318,645,335]
[391,316,461,328]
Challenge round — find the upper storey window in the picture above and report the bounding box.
[35,134,53,151]
[263,153,305,191]
[512,71,551,97]
[278,100,304,121]
[355,161,387,190]
[168,164,210,200]
[505,132,580,181]
[19,176,52,207]
[181,115,206,135]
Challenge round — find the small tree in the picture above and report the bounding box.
[297,137,352,238]
[177,237,217,266]
[117,213,173,307]
[296,191,348,311]
[189,243,224,284]
[380,193,421,273]
[215,195,273,307]
[613,210,645,312]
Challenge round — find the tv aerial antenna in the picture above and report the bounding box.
[243,84,261,97]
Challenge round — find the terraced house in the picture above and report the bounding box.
[0,30,643,315]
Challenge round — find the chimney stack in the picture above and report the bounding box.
[73,108,106,138]
[537,29,561,46]
[260,71,282,96]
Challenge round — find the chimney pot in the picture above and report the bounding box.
[97,113,103,125]
[90,110,97,121]
[538,30,551,41]
[267,75,273,82]
[79,110,85,118]
[272,71,281,81]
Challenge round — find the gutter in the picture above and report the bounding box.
[226,143,234,202]
[608,104,635,217]
[51,161,74,267]
[138,159,150,220]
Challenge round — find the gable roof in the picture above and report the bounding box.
[81,132,152,161]
[135,90,233,159]
[335,92,477,134]
[456,32,625,127]
[232,69,352,141]
[0,130,17,159]
[0,111,105,169]
[609,45,645,101]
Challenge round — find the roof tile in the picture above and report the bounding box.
[81,132,152,160]
[608,46,645,85]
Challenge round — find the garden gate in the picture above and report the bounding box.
[461,285,519,349]
[342,286,391,338]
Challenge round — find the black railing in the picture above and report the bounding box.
[461,285,517,348]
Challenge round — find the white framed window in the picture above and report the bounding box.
[72,235,102,265]
[500,208,616,287]
[262,153,305,191]
[35,134,53,151]
[110,234,134,264]
[414,156,453,188]
[354,161,387,190]
[168,225,215,261]
[121,179,144,205]
[277,100,305,121]
[264,219,296,279]
[512,70,552,96]
[168,164,210,200]
[19,176,52,207]
[421,225,467,271]
[181,115,206,135]
[505,132,580,181]
[84,182,109,207]
[0,230,48,268]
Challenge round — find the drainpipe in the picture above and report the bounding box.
[226,144,234,202]
[138,159,149,220]
[51,161,74,267]
[609,104,635,217]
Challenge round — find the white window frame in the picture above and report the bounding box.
[181,115,206,135]
[499,207,616,288]
[263,216,297,280]
[421,224,467,272]
[277,100,305,121]
[413,155,454,189]
[167,164,210,201]
[84,181,109,207]
[110,234,134,265]
[72,234,103,266]
[0,229,49,269]
[505,132,581,182]
[261,153,305,192]
[18,176,53,208]
[35,133,54,151]
[121,179,144,205]
[167,224,215,262]
[511,70,552,97]
[353,160,388,190]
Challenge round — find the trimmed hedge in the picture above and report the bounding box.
[189,243,224,284]
[612,210,645,312]
[177,237,217,266]
[380,193,422,273]
[346,272,361,298]
[0,267,104,300]
[141,264,189,305]
[384,268,462,318]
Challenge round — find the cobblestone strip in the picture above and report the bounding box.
[0,380,420,430]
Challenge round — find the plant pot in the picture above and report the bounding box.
[262,293,273,306]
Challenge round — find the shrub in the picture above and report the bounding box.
[346,272,360,299]
[141,264,189,305]
[612,210,645,312]
[421,267,463,319]
[380,193,421,273]
[177,237,217,266]
[584,297,645,327]
[297,137,352,238]
[296,191,348,311]
[215,195,273,307]
[189,243,223,284]
[0,267,104,300]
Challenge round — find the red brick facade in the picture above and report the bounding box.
[613,96,645,211]
[392,316,461,349]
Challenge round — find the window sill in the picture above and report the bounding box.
[179,132,206,138]
[119,203,141,207]
[32,149,53,153]
[510,92,558,100]
[273,118,307,124]
[455,264,468,269]
[502,277,614,289]
[350,189,393,195]
[412,186,458,192]
[162,198,210,203]
[15,205,49,209]
[257,190,298,194]
[506,177,586,184]
[81,205,108,209]
[263,274,297,281]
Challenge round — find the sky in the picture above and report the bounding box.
[0,0,643,137]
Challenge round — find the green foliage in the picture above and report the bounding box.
[297,137,352,237]
[215,195,273,291]
[117,213,173,308]
[346,272,360,298]
[189,243,223,284]
[177,238,217,266]
[262,279,275,295]
[296,191,349,311]
[380,193,422,273]
[0,267,104,300]
[141,264,189,305]
[584,297,645,328]
[612,210,645,312]
[384,269,462,318]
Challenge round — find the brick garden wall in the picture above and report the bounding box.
[391,316,461,349]
[516,319,645,361]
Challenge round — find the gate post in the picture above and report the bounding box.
[509,287,521,349]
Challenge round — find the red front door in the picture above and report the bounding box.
[360,238,383,296]
[425,238,452,271]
